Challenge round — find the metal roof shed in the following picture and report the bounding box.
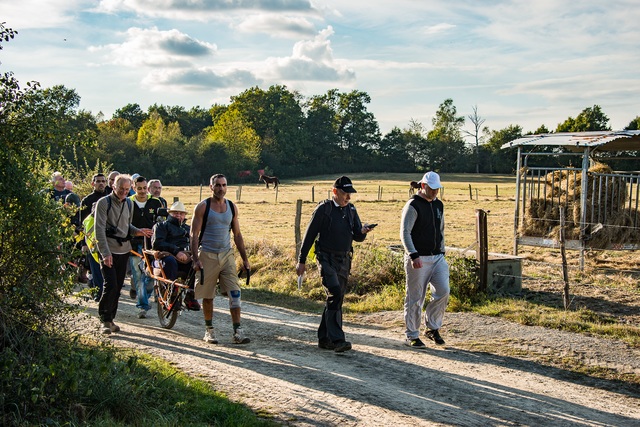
[501,130,640,268]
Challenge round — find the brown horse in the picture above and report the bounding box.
[259,174,280,189]
[409,181,421,195]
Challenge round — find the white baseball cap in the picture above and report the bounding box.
[421,172,442,189]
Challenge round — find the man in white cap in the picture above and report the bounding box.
[151,200,200,310]
[400,171,450,348]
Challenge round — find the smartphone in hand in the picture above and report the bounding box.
[366,223,378,229]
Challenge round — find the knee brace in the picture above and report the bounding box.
[229,289,241,309]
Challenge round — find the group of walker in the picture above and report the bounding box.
[87,171,449,351]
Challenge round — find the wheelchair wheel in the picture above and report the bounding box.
[155,280,179,329]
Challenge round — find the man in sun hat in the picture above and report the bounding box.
[296,176,374,353]
[401,171,450,348]
[152,200,200,311]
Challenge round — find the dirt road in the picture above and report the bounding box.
[80,293,640,426]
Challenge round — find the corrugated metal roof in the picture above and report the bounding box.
[501,130,640,152]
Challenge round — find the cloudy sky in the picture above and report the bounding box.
[2,0,639,135]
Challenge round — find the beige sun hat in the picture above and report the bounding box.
[168,201,187,213]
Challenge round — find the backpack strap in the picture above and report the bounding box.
[197,198,237,245]
[198,197,211,246]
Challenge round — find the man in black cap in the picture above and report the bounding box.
[296,176,374,352]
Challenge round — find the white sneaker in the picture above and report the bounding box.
[137,309,147,319]
[233,327,250,344]
[203,327,218,344]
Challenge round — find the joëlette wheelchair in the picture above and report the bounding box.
[131,248,197,329]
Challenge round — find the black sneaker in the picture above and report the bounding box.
[404,338,427,349]
[334,341,352,353]
[425,329,445,345]
[318,339,336,350]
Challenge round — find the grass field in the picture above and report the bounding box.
[162,172,517,254]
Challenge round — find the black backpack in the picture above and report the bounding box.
[197,197,236,245]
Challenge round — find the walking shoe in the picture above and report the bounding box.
[110,322,120,333]
[137,310,147,319]
[232,327,251,344]
[101,322,112,335]
[184,297,201,311]
[425,329,445,345]
[318,339,337,350]
[129,288,137,299]
[334,341,352,353]
[203,327,218,344]
[404,338,427,349]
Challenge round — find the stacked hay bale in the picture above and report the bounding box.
[520,162,640,249]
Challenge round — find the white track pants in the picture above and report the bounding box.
[403,254,450,339]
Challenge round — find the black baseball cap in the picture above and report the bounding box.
[334,176,357,193]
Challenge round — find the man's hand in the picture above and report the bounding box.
[139,228,153,238]
[296,262,306,277]
[411,258,423,269]
[176,251,191,263]
[103,255,113,268]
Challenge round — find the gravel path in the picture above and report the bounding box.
[79,291,640,426]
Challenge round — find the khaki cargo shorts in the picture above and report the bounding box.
[194,248,239,300]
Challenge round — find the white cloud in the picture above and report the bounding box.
[264,26,355,81]
[143,67,261,90]
[235,14,317,38]
[90,27,216,68]
[2,0,85,29]
[96,0,316,20]
[423,23,456,35]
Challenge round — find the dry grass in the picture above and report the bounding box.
[161,173,640,337]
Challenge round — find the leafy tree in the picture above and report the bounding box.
[113,102,147,131]
[482,125,522,173]
[230,85,308,175]
[136,111,190,182]
[426,99,469,172]
[0,22,93,421]
[204,108,261,178]
[148,104,212,138]
[96,117,139,173]
[556,105,611,132]
[624,116,640,130]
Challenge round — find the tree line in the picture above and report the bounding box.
[31,85,640,185]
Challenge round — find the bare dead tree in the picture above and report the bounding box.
[463,105,486,174]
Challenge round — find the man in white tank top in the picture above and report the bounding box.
[190,174,251,344]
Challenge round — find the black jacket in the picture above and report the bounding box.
[152,215,190,255]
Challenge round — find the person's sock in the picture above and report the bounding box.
[205,320,213,328]
[233,322,241,332]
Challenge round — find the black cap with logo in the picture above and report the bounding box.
[333,176,357,193]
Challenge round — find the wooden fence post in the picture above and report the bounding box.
[560,207,570,309]
[312,186,315,203]
[275,186,278,204]
[495,185,499,199]
[295,200,303,260]
[469,184,473,200]
[236,185,242,202]
[476,209,488,292]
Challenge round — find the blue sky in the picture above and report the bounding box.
[2,0,639,136]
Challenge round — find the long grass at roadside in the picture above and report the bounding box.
[2,321,276,426]
[242,240,640,348]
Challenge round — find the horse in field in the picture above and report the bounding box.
[259,174,280,189]
[409,181,421,195]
